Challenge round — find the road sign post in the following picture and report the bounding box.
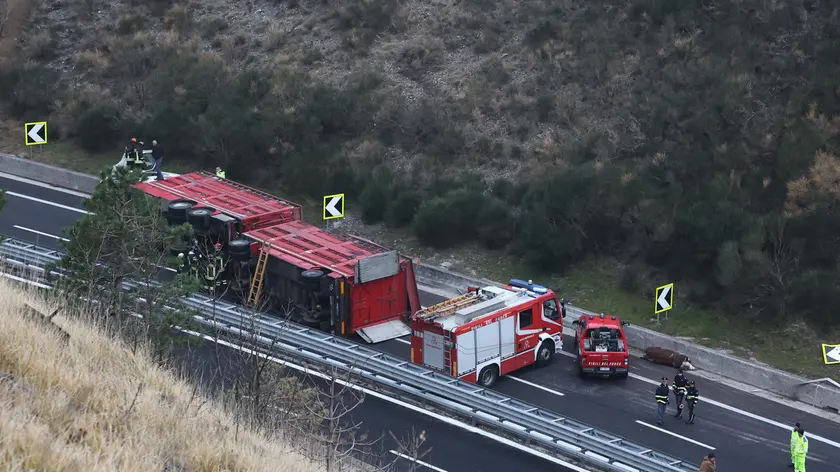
[654,283,674,323]
[25,121,48,147]
[323,193,345,221]
[822,344,840,365]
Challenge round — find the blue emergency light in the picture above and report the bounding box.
[509,279,548,294]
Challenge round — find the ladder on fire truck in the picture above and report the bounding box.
[414,291,482,321]
[246,243,271,307]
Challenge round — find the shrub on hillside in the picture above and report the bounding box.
[0,64,63,120]
[75,104,123,153]
[413,187,488,248]
[384,185,420,229]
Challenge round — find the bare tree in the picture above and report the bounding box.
[0,0,10,39]
[389,428,432,472]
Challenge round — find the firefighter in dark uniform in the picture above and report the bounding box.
[685,380,699,425]
[672,369,688,419]
[188,250,199,279]
[214,242,227,288]
[124,138,143,168]
[654,377,670,425]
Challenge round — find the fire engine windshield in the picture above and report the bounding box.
[583,328,626,353]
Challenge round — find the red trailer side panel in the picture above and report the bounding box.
[243,220,414,333]
[134,171,302,230]
[243,220,393,278]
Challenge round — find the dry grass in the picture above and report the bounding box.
[0,280,325,472]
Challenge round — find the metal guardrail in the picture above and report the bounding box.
[0,237,698,472]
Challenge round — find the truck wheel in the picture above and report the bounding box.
[301,269,325,291]
[618,371,629,380]
[477,365,499,388]
[536,341,554,367]
[167,199,195,224]
[187,207,214,233]
[228,239,252,262]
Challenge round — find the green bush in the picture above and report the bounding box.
[413,187,487,248]
[75,104,123,153]
[359,179,389,224]
[384,186,420,228]
[0,65,62,120]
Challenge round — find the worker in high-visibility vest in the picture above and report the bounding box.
[789,422,801,468]
[793,428,808,472]
[215,166,226,178]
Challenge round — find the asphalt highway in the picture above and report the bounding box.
[172,337,565,472]
[3,172,840,471]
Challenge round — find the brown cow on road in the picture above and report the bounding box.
[643,347,696,371]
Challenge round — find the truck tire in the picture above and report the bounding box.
[477,365,499,388]
[577,359,587,378]
[228,239,252,262]
[167,199,195,224]
[536,341,554,367]
[187,207,214,233]
[301,269,324,291]
[617,371,629,380]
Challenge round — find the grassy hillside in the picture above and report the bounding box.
[0,279,336,472]
[1,0,840,379]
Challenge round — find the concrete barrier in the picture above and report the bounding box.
[0,153,99,194]
[3,153,838,412]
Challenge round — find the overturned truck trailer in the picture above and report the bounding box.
[133,171,421,343]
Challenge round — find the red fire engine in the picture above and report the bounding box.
[133,171,421,343]
[409,279,566,388]
[572,313,630,379]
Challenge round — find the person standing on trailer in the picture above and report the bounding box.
[151,140,165,181]
[216,166,226,178]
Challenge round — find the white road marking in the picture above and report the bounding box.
[507,375,565,396]
[0,171,92,198]
[389,450,448,472]
[5,191,91,215]
[13,225,70,242]
[635,420,716,450]
[627,372,840,449]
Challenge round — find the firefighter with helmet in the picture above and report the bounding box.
[203,243,227,291]
[673,369,688,419]
[176,252,186,274]
[188,249,199,278]
[124,137,144,168]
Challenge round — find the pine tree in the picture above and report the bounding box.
[53,166,199,360]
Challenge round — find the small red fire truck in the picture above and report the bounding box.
[572,313,630,379]
[409,279,566,388]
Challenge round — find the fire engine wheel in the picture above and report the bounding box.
[477,365,499,388]
[536,341,554,367]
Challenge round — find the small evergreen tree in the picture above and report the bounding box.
[53,166,198,361]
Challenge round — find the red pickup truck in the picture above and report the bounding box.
[572,313,630,379]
